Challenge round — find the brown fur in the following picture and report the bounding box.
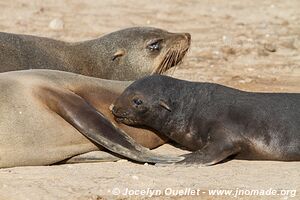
[0,27,190,80]
[0,70,168,168]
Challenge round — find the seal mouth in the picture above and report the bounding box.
[153,45,190,75]
[111,106,138,125]
[114,116,138,125]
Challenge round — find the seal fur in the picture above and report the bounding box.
[0,70,182,168]
[0,27,190,80]
[112,75,300,165]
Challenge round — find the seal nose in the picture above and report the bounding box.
[183,33,191,43]
[110,104,118,115]
[109,104,114,111]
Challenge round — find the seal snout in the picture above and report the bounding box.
[111,102,138,125]
[183,33,191,45]
[111,104,127,119]
[109,103,121,117]
[110,104,121,117]
[109,104,114,111]
[179,32,191,49]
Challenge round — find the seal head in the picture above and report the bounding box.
[112,75,177,129]
[86,27,191,80]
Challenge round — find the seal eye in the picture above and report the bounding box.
[147,39,162,52]
[148,42,160,51]
[133,98,143,106]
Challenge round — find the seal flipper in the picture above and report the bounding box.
[37,87,183,164]
[176,128,241,166]
[178,144,238,166]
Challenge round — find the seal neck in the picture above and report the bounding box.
[66,39,105,77]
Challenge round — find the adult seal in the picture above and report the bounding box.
[0,70,182,168]
[0,27,190,80]
[112,75,300,166]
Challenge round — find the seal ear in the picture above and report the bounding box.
[112,49,125,61]
[159,100,171,112]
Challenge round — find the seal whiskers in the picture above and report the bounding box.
[153,48,180,74]
[152,35,190,75]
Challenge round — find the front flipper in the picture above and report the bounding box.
[178,129,241,166]
[36,87,183,164]
[178,143,238,166]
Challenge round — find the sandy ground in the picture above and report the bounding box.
[0,0,299,199]
[0,145,299,200]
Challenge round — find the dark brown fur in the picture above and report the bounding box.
[112,75,300,166]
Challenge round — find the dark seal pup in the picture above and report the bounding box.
[112,75,300,166]
[0,27,190,80]
[0,70,182,168]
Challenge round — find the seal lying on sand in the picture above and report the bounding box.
[112,75,300,166]
[0,27,190,80]
[0,70,183,168]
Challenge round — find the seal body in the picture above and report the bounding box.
[112,75,300,165]
[0,27,190,80]
[0,70,179,168]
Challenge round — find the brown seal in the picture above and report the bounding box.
[0,70,183,168]
[112,75,300,166]
[0,27,190,80]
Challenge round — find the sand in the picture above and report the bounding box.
[0,0,299,199]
